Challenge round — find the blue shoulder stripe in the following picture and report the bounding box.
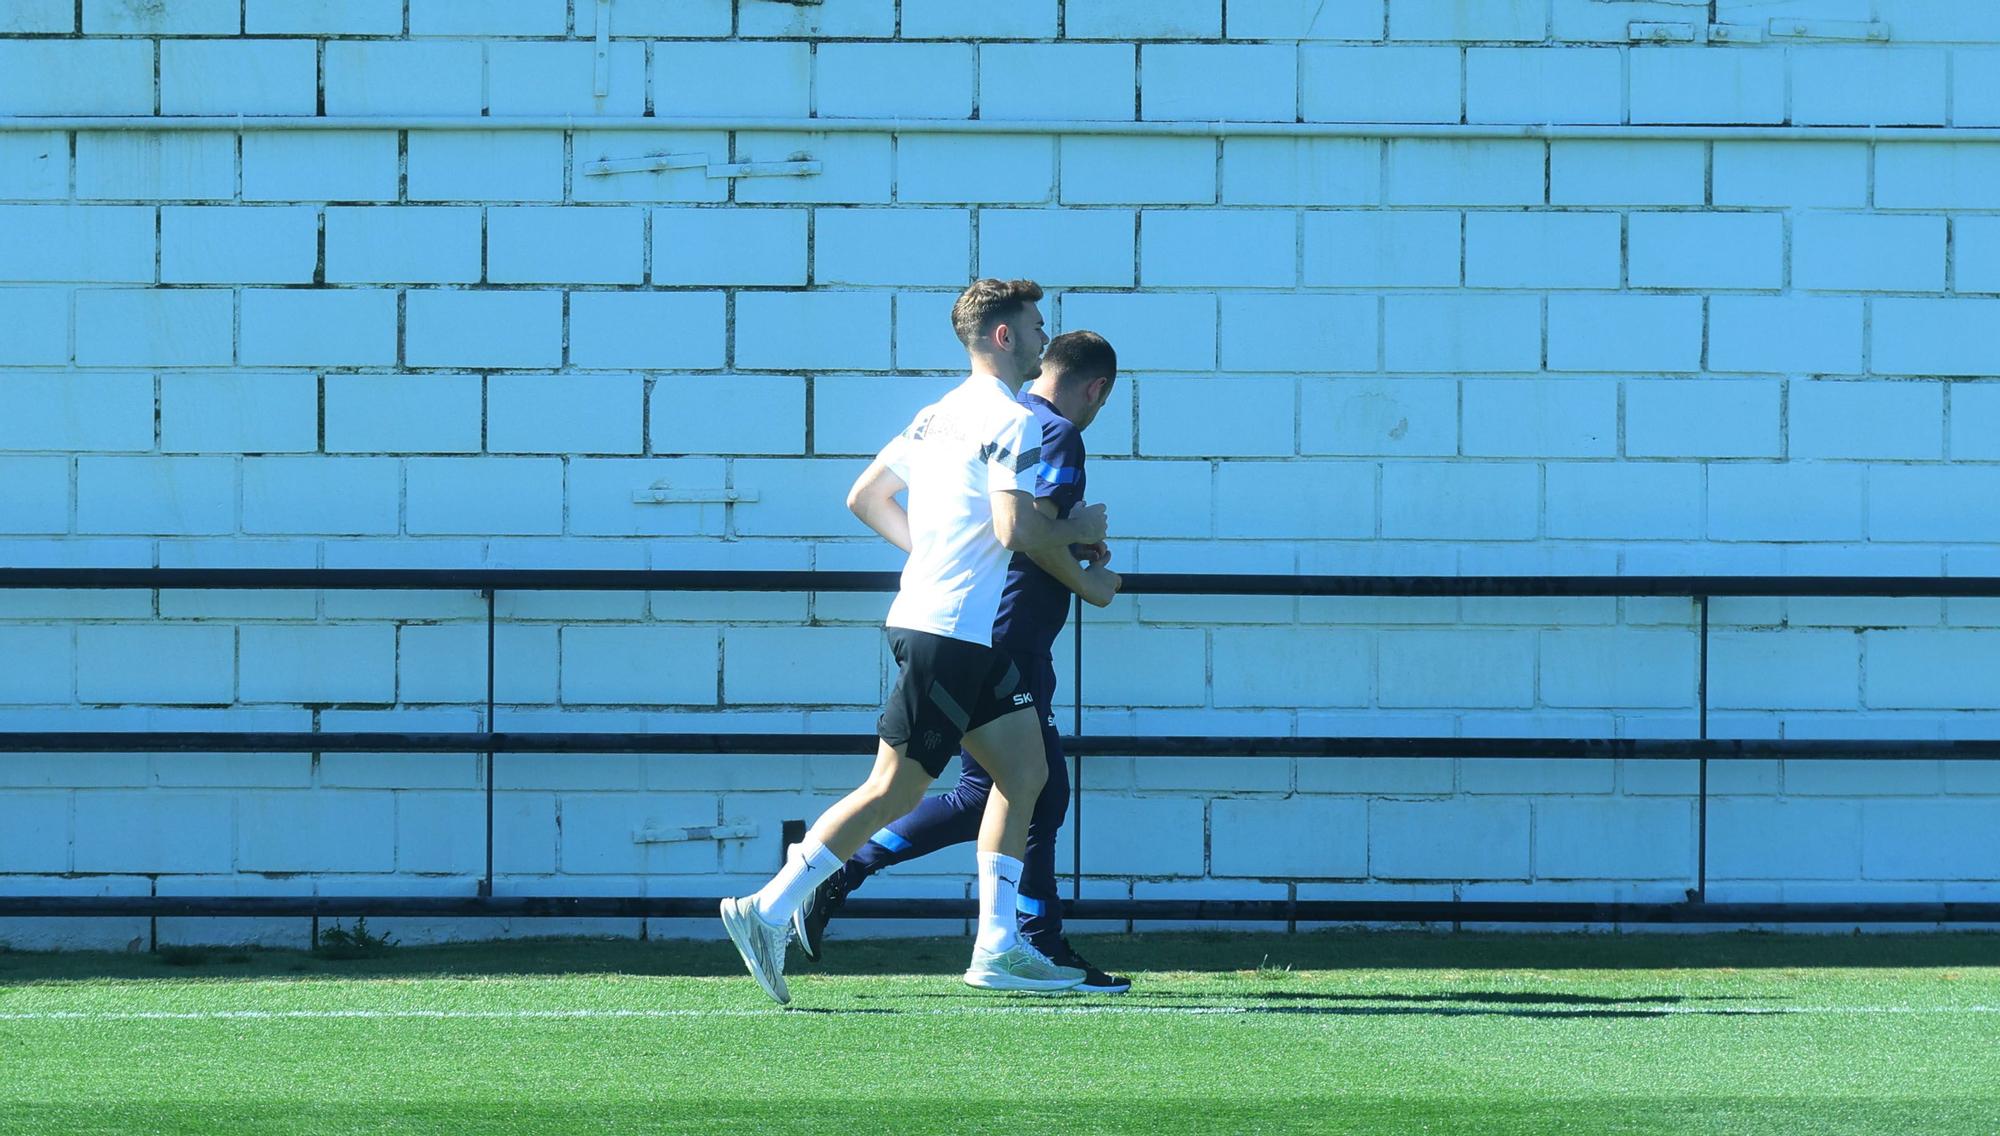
[1036,461,1080,485]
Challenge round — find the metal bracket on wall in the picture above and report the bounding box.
[1768,19,1891,42]
[630,487,758,505]
[581,153,822,180]
[633,823,760,844]
[1628,22,1696,43]
[594,0,613,97]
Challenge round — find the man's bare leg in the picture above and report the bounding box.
[961,708,1049,956]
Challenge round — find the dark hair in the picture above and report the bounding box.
[1042,330,1117,386]
[951,278,1044,347]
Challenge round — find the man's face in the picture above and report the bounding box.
[1004,302,1048,380]
[1070,376,1115,431]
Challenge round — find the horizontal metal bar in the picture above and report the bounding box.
[5,116,2000,144]
[2,732,1994,759]
[2,568,1996,597]
[1,896,1994,923]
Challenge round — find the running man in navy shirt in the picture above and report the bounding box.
[792,331,1129,992]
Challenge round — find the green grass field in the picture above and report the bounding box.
[1,930,1996,1135]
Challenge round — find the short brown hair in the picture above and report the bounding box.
[951,278,1044,347]
[1043,330,1117,386]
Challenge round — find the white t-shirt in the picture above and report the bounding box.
[879,374,1042,646]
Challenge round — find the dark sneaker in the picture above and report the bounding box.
[1039,937,1131,994]
[791,871,847,962]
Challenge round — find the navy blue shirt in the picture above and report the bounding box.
[991,392,1087,657]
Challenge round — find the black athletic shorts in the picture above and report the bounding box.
[878,627,1036,777]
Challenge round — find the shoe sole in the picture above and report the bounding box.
[1080,980,1132,994]
[719,898,790,1006]
[790,906,821,963]
[961,969,1085,992]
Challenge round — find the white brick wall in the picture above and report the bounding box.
[4,5,1999,944]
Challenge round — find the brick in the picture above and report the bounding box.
[1059,293,1215,371]
[1390,0,1544,40]
[1713,142,1868,209]
[0,42,152,115]
[733,133,892,205]
[77,289,233,368]
[648,208,804,287]
[0,458,67,535]
[488,208,644,286]
[409,133,567,203]
[1707,799,1860,880]
[326,375,482,454]
[979,44,1133,121]
[812,375,957,455]
[1955,216,2000,294]
[243,457,400,535]
[407,458,564,536]
[1301,45,1459,123]
[1953,384,2000,460]
[1467,48,1621,124]
[1214,629,1370,707]
[1864,801,2000,880]
[1066,0,1220,38]
[1076,459,1213,539]
[818,44,972,119]
[1379,629,1535,707]
[239,792,397,872]
[1371,800,1531,880]
[160,373,316,454]
[1061,138,1213,205]
[1381,461,1538,540]
[410,0,566,34]
[0,0,71,31]
[1535,799,1693,880]
[1869,467,2000,544]
[1550,140,1705,206]
[1217,459,1374,537]
[560,627,718,706]
[241,289,398,368]
[1875,144,2000,210]
[1955,49,2000,125]
[815,209,971,287]
[570,292,726,370]
[0,133,66,200]
[244,133,399,204]
[1792,381,1943,461]
[903,0,1055,36]
[406,291,561,369]
[1384,295,1540,373]
[1228,0,1384,39]
[77,625,235,703]
[325,42,483,117]
[1873,0,2000,43]
[1545,463,1702,540]
[160,41,316,116]
[722,628,881,705]
[1708,463,1865,542]
[1547,294,1701,374]
[1707,296,1864,375]
[1073,627,1206,707]
[557,793,714,874]
[162,207,317,286]
[0,288,68,366]
[567,457,731,536]
[654,42,809,118]
[1461,380,1616,458]
[1540,630,1696,709]
[728,457,871,537]
[395,793,484,875]
[1302,210,1457,287]
[1629,213,1782,290]
[893,291,970,371]
[978,209,1133,287]
[0,206,154,285]
[1794,213,1944,293]
[489,43,646,116]
[1630,47,1785,124]
[1386,140,1543,205]
[398,624,559,705]
[240,626,396,704]
[1143,44,1296,121]
[1873,299,2000,377]
[75,793,235,874]
[489,374,644,455]
[1211,799,1367,878]
[0,793,66,872]
[738,0,893,37]
[1220,294,1376,373]
[1221,138,1377,206]
[1466,212,1620,289]
[323,207,479,285]
[1143,209,1295,288]
[1793,48,1947,126]
[734,292,891,371]
[76,133,235,202]
[0,373,153,453]
[1301,378,1455,456]
[648,376,803,457]
[1295,751,1455,795]
[246,0,400,33]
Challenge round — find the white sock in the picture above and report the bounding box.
[751,839,841,928]
[975,851,1024,953]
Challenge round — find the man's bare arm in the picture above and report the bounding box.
[990,489,1106,553]
[1022,498,1121,607]
[846,458,912,553]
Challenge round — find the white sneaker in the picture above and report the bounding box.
[720,896,792,1005]
[963,939,1086,992]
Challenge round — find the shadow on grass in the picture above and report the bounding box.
[0,929,1996,986]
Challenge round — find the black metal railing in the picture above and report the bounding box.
[1,567,1996,927]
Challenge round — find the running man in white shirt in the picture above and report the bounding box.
[721,278,1109,1004]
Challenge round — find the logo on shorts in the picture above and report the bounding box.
[922,729,944,752]
[1012,692,1034,707]
[1046,714,1057,728]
